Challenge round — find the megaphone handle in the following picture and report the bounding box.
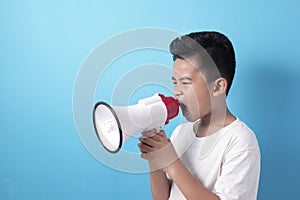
[142,127,161,138]
[153,127,161,133]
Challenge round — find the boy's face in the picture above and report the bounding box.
[172,58,213,122]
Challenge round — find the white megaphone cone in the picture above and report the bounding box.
[93,93,179,153]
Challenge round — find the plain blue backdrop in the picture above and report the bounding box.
[1,0,300,199]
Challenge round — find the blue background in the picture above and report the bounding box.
[1,0,300,199]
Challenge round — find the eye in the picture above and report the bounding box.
[172,81,177,85]
[182,82,191,85]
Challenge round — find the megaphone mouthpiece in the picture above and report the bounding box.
[158,94,179,124]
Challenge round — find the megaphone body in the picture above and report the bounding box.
[93,94,179,153]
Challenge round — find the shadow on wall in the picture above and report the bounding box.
[229,61,300,200]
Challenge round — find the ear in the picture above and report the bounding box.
[212,78,227,96]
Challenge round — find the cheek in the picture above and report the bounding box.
[184,87,198,103]
[186,86,212,113]
[183,87,201,112]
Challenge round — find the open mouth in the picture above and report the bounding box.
[179,103,188,117]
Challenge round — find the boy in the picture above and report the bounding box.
[138,31,260,200]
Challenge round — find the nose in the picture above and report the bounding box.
[174,84,183,100]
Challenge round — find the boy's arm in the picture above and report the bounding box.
[149,168,171,200]
[139,130,220,200]
[138,138,171,200]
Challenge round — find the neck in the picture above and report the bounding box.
[195,108,236,137]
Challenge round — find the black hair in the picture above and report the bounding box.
[169,31,236,95]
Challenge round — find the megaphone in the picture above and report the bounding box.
[93,94,179,153]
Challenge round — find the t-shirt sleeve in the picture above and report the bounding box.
[213,132,261,200]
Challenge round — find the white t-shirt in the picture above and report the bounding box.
[168,118,260,200]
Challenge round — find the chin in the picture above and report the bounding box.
[184,114,199,122]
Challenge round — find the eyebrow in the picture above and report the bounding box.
[172,76,193,81]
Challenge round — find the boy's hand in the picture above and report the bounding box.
[138,130,178,172]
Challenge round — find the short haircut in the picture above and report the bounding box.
[169,31,236,95]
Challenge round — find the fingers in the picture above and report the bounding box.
[138,130,170,158]
[156,130,167,138]
[138,137,161,152]
[138,142,153,153]
[139,130,168,149]
[140,134,161,145]
[140,141,179,172]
